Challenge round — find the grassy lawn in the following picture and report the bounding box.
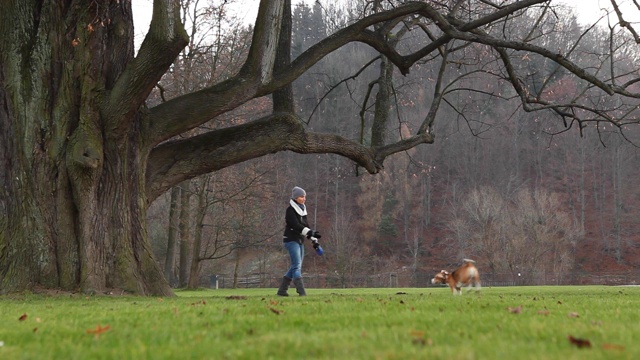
[0,286,638,359]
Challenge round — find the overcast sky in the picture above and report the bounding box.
[558,0,640,24]
[131,0,640,48]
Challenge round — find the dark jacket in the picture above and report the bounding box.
[283,199,311,244]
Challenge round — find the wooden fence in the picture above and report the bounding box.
[205,270,640,289]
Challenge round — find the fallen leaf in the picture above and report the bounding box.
[412,338,427,346]
[601,343,625,351]
[410,331,432,347]
[268,307,282,315]
[537,309,550,316]
[86,324,111,338]
[508,305,522,314]
[269,300,279,306]
[19,313,27,321]
[568,312,580,318]
[568,335,591,348]
[32,327,38,333]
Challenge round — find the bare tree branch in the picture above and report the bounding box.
[610,0,640,43]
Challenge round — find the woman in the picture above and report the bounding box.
[277,186,321,296]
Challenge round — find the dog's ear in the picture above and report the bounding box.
[441,270,448,275]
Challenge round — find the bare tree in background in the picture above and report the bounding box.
[448,186,581,283]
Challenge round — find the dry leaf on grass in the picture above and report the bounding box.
[86,324,111,338]
[410,330,432,346]
[568,335,591,348]
[507,305,522,314]
[18,313,27,321]
[601,343,625,351]
[268,307,283,315]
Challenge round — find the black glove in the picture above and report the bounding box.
[313,241,320,250]
[307,230,321,239]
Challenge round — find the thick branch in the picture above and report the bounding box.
[239,0,285,83]
[145,112,434,202]
[273,0,293,112]
[146,113,302,201]
[106,0,188,137]
[143,0,290,146]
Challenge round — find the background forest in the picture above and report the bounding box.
[144,1,640,289]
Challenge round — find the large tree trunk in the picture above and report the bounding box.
[0,1,175,295]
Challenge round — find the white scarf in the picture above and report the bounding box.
[290,199,307,216]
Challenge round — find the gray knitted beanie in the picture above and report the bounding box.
[291,186,306,199]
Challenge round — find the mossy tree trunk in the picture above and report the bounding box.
[0,0,188,295]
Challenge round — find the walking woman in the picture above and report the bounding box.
[277,186,321,296]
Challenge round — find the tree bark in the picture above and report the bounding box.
[0,0,187,295]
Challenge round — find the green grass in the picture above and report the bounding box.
[1,286,638,359]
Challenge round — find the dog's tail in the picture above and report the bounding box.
[462,258,475,264]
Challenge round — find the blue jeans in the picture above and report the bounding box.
[284,241,304,279]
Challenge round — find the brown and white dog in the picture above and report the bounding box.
[431,259,481,295]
